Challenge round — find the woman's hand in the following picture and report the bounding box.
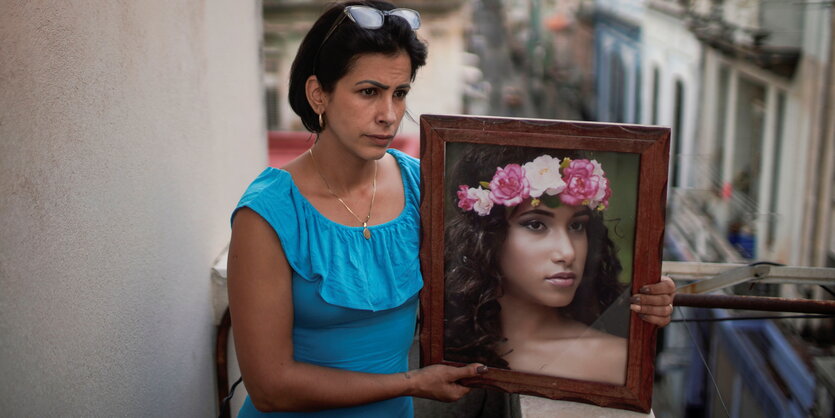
[405,363,486,402]
[630,276,676,327]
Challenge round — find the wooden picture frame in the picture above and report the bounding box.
[419,114,670,413]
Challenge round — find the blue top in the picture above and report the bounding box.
[232,149,422,417]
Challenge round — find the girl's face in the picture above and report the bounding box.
[499,200,590,308]
[321,51,412,161]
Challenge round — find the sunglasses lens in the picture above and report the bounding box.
[389,9,421,30]
[348,6,384,29]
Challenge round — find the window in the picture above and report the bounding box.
[766,92,785,248]
[651,67,660,125]
[728,75,766,259]
[672,79,685,188]
[633,66,641,124]
[732,76,766,204]
[609,53,626,122]
[713,66,729,189]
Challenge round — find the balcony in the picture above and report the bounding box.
[687,0,802,77]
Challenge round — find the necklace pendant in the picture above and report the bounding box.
[363,227,371,240]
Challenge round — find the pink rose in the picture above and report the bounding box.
[457,185,476,211]
[560,159,602,207]
[489,164,530,207]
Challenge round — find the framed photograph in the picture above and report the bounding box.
[419,114,670,412]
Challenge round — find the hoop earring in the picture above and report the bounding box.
[318,113,325,131]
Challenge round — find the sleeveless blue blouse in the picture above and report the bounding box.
[233,149,422,417]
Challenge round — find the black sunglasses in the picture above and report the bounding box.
[313,6,421,73]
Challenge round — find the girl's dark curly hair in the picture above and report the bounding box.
[444,144,625,368]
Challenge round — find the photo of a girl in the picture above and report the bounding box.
[444,142,641,385]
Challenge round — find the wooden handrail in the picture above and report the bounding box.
[216,307,232,418]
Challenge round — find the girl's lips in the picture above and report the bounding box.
[545,273,576,288]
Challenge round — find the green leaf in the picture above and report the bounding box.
[541,194,561,208]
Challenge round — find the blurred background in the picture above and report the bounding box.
[1,0,833,416]
[264,2,835,413]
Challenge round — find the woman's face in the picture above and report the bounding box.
[321,51,412,160]
[499,200,590,308]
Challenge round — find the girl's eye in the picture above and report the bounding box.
[568,221,587,233]
[521,220,546,232]
[360,88,377,96]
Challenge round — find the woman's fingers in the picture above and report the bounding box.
[639,276,675,295]
[630,302,673,316]
[630,301,673,327]
[459,363,488,378]
[631,276,676,327]
[439,364,484,400]
[638,312,672,327]
[410,363,486,402]
[630,293,673,307]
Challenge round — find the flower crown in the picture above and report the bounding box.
[457,155,612,216]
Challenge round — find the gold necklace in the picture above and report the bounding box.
[308,148,377,240]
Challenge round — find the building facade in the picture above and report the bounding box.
[680,0,832,267]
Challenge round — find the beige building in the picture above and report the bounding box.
[680,0,834,268]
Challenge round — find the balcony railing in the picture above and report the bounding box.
[687,0,803,77]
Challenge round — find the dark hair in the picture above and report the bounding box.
[443,144,625,368]
[288,1,428,133]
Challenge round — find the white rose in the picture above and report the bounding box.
[523,155,566,198]
[591,176,608,206]
[591,159,605,177]
[470,187,494,216]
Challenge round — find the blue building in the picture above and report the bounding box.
[593,0,643,123]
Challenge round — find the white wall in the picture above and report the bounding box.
[407,7,469,134]
[640,8,701,188]
[595,0,644,25]
[0,1,265,416]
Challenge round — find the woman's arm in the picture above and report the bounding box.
[228,208,482,412]
[630,276,676,327]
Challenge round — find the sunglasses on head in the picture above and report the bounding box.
[314,5,421,73]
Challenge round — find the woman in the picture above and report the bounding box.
[228,2,485,416]
[229,1,673,416]
[445,144,673,385]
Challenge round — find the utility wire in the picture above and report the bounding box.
[678,307,731,417]
[672,314,832,323]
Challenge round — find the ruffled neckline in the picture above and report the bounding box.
[276,149,413,232]
[234,148,423,311]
